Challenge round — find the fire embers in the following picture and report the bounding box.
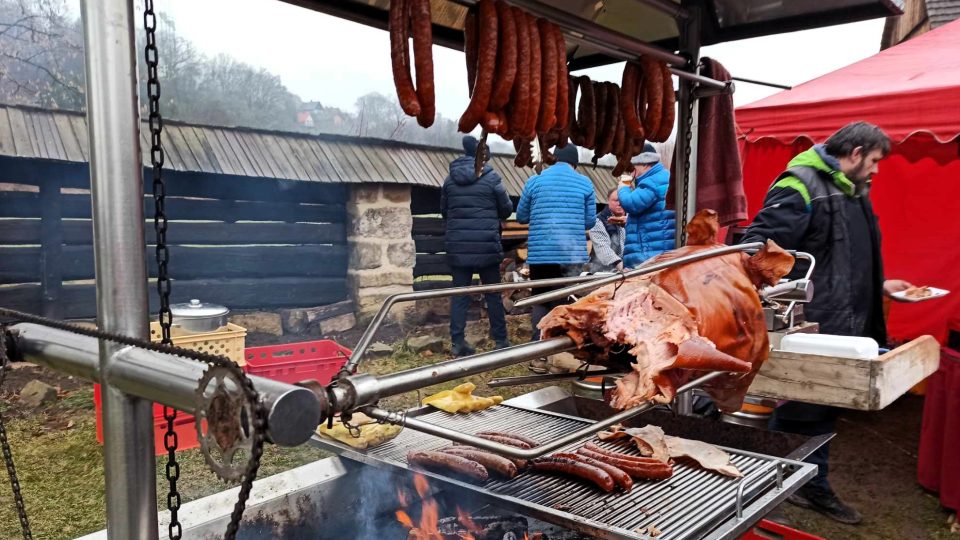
[396,474,542,539]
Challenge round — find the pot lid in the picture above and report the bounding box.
[170,299,229,319]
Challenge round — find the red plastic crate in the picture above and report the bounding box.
[93,384,200,455]
[243,340,352,385]
[739,519,825,540]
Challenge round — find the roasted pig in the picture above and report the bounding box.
[539,210,794,412]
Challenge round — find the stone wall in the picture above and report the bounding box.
[347,184,416,323]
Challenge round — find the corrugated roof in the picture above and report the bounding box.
[927,0,960,27]
[0,104,617,199]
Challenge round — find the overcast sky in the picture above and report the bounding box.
[154,0,886,119]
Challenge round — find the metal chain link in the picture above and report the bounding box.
[0,331,32,539]
[142,2,181,538]
[678,71,696,246]
[0,308,265,540]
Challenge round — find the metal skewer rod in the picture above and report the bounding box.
[487,368,625,388]
[363,371,725,460]
[346,275,601,372]
[514,243,765,309]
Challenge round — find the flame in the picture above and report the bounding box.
[396,474,489,539]
[456,507,479,531]
[413,473,430,497]
[396,510,414,528]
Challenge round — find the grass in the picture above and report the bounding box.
[0,319,548,539]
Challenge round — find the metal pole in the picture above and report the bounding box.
[80,0,157,536]
[10,323,322,446]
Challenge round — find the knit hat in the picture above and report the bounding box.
[631,142,660,165]
[554,144,579,167]
[462,135,479,157]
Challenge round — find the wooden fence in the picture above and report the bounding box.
[0,161,349,319]
[412,216,528,281]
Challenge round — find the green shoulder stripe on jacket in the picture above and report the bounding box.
[771,177,812,206]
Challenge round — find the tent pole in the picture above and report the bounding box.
[80,0,158,536]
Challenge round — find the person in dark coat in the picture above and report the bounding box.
[441,135,514,356]
[742,121,914,524]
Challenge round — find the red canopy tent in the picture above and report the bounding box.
[736,18,960,344]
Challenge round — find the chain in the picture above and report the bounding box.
[0,331,32,539]
[0,308,265,540]
[678,69,696,246]
[142,2,182,538]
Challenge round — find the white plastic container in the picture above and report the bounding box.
[778,333,880,360]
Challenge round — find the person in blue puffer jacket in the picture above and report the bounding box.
[517,144,595,342]
[618,143,676,268]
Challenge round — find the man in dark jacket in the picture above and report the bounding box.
[441,135,514,356]
[742,121,913,524]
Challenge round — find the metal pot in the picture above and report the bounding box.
[170,299,229,333]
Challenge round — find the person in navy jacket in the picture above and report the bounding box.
[618,143,676,268]
[441,135,514,357]
[516,144,596,343]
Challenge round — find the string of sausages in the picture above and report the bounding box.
[389,0,677,176]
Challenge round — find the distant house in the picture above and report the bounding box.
[882,0,960,48]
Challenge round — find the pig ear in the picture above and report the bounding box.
[685,209,720,245]
[745,240,795,287]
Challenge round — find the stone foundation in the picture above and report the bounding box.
[347,184,416,323]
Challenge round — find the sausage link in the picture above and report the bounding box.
[577,448,673,480]
[458,0,498,133]
[409,0,435,128]
[651,61,675,142]
[588,81,605,150]
[558,74,577,147]
[531,457,615,492]
[514,138,533,168]
[389,0,421,116]
[489,0,518,110]
[523,16,542,138]
[536,19,558,133]
[476,432,539,447]
[507,7,530,141]
[640,55,663,137]
[463,7,479,95]
[553,29,569,137]
[596,82,620,159]
[573,76,594,147]
[441,447,518,479]
[620,62,645,139]
[476,432,533,449]
[407,451,489,482]
[552,453,633,492]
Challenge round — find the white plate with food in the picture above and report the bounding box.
[891,286,950,303]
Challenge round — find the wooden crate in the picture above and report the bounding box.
[747,335,940,410]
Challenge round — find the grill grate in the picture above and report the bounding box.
[312,404,815,540]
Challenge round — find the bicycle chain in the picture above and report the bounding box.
[0,308,265,540]
[0,330,32,539]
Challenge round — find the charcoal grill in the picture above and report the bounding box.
[311,399,816,540]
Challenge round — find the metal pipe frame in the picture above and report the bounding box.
[80,0,156,535]
[345,274,602,372]
[10,323,323,447]
[637,0,690,19]
[514,243,765,309]
[487,368,625,388]
[333,337,577,411]
[363,371,725,460]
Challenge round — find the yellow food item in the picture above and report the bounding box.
[421,382,503,413]
[317,413,402,449]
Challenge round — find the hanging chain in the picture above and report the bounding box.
[678,68,697,247]
[0,331,32,540]
[142,2,182,538]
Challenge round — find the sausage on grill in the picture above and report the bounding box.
[477,432,539,447]
[441,447,518,479]
[577,448,673,480]
[407,451,489,483]
[531,456,615,492]
[552,452,633,492]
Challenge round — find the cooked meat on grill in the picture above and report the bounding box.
[440,447,518,479]
[539,209,794,412]
[407,451,489,483]
[530,456,615,492]
[551,452,634,491]
[600,424,742,477]
[477,432,539,447]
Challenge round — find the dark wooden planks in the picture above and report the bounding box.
[0,277,348,319]
[413,253,450,277]
[0,191,347,222]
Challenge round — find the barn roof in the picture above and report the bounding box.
[0,103,618,199]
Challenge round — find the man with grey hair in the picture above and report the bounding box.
[586,186,627,272]
[618,142,675,268]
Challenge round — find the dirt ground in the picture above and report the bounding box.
[0,315,956,539]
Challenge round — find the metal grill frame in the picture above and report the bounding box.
[311,403,816,540]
